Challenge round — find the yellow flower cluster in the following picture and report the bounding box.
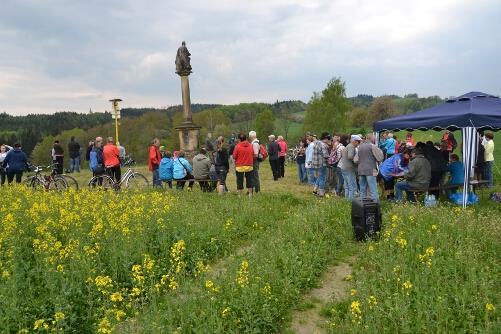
[418,246,435,267]
[261,282,272,299]
[350,300,362,324]
[235,260,250,287]
[170,240,186,274]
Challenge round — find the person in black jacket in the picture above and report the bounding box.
[86,141,94,170]
[68,136,81,173]
[52,140,64,174]
[267,135,281,181]
[214,136,230,193]
[423,141,448,198]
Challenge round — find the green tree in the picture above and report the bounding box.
[303,77,352,134]
[368,96,397,124]
[254,109,275,142]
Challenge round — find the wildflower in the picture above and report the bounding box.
[393,265,400,274]
[205,280,219,293]
[95,276,113,291]
[130,287,142,297]
[54,312,65,322]
[143,254,155,273]
[350,289,357,296]
[368,295,377,306]
[485,303,495,312]
[350,300,361,315]
[56,264,64,272]
[221,307,231,317]
[425,247,435,257]
[194,260,209,277]
[395,236,407,248]
[168,277,179,291]
[97,317,112,334]
[235,260,249,287]
[110,292,123,303]
[402,280,413,289]
[2,270,10,279]
[115,310,127,321]
[261,283,272,299]
[344,274,353,281]
[431,224,438,231]
[170,240,186,274]
[224,219,233,230]
[33,319,47,330]
[368,245,374,251]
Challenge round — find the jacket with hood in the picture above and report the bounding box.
[192,153,212,179]
[405,154,432,189]
[173,157,193,179]
[159,157,174,181]
[233,141,254,169]
[3,148,28,172]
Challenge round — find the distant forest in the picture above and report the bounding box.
[1,87,445,163]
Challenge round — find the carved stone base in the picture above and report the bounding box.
[175,122,201,154]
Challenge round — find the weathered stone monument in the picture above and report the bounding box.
[174,41,201,153]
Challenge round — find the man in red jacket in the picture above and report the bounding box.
[148,138,162,187]
[232,133,254,197]
[103,137,121,183]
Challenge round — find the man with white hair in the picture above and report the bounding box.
[357,133,384,200]
[249,130,261,193]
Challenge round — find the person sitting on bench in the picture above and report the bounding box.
[193,148,215,192]
[393,147,431,202]
[446,154,465,195]
[379,148,410,200]
[173,150,194,190]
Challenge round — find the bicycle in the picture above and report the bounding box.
[285,148,298,166]
[88,156,149,191]
[23,163,68,191]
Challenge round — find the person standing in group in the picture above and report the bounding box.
[148,138,162,187]
[103,137,121,184]
[89,137,105,179]
[277,136,288,178]
[214,136,230,194]
[249,131,261,193]
[2,143,28,184]
[67,136,81,173]
[483,132,495,188]
[232,133,254,197]
[383,133,396,159]
[296,139,308,183]
[305,135,316,185]
[86,141,94,170]
[442,130,457,154]
[310,132,331,197]
[267,135,281,181]
[357,134,384,200]
[0,144,13,186]
[340,135,361,200]
[52,140,64,174]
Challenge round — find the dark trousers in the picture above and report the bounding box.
[106,166,121,183]
[0,169,6,185]
[176,175,194,189]
[163,180,173,188]
[269,159,280,180]
[236,171,254,190]
[7,171,23,184]
[429,171,444,198]
[278,156,285,178]
[54,156,64,174]
[198,180,216,192]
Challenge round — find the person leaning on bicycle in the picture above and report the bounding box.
[103,137,121,183]
[89,137,105,182]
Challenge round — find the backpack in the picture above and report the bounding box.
[257,144,268,162]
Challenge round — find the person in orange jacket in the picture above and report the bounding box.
[103,137,121,183]
[148,138,162,187]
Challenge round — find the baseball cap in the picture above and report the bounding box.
[351,135,362,142]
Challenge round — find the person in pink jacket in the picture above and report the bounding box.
[277,136,288,178]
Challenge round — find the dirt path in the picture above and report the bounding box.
[290,257,355,334]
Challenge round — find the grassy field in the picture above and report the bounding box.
[0,161,500,333]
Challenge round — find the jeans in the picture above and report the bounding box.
[307,168,316,185]
[484,161,493,187]
[253,160,260,192]
[152,168,162,187]
[359,175,379,201]
[313,166,327,191]
[341,169,357,200]
[70,156,80,173]
[297,162,307,183]
[395,181,416,202]
[335,166,344,194]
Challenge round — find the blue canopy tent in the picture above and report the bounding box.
[374,92,501,207]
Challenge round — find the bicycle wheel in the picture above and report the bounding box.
[23,175,36,188]
[125,173,149,190]
[49,176,68,191]
[88,175,115,191]
[61,174,79,190]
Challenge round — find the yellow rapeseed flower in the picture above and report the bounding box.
[402,280,413,289]
[110,292,123,303]
[350,289,357,296]
[344,274,353,281]
[350,300,361,315]
[33,319,46,330]
[235,260,249,287]
[368,295,377,306]
[221,307,231,317]
[425,247,435,257]
[54,312,65,322]
[485,303,495,312]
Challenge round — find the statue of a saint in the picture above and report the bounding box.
[175,41,192,75]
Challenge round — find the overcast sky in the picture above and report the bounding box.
[1,0,500,115]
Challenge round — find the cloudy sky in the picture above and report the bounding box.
[1,0,500,115]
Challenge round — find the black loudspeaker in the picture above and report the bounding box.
[351,198,382,241]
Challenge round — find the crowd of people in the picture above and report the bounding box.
[292,130,496,201]
[0,129,497,202]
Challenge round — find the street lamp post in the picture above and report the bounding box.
[109,99,122,145]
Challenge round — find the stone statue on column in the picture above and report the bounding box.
[175,41,192,76]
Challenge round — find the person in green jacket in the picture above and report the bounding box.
[393,147,431,202]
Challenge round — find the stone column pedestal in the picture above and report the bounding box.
[175,122,201,153]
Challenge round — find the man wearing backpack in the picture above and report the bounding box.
[249,130,261,193]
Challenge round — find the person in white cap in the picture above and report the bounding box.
[340,135,362,199]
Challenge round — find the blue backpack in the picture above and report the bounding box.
[159,157,173,181]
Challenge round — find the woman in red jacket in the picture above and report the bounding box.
[148,138,162,187]
[232,133,254,197]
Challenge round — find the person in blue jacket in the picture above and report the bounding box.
[173,150,194,190]
[159,151,174,188]
[2,143,28,184]
[378,148,410,199]
[447,154,465,194]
